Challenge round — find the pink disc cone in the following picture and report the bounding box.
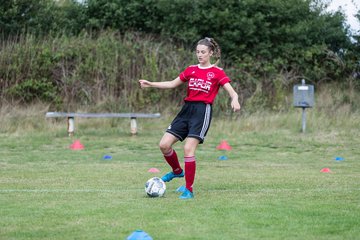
[320,168,331,173]
[148,168,160,173]
[70,140,84,150]
[216,140,232,150]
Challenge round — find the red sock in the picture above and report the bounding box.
[184,156,196,192]
[163,149,182,174]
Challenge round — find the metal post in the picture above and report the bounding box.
[301,107,306,133]
[301,79,306,133]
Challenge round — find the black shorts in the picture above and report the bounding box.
[166,101,212,144]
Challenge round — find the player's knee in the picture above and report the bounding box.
[159,141,171,154]
[183,144,195,157]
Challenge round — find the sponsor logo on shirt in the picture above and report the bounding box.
[189,78,212,93]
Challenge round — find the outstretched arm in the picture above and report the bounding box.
[139,77,183,89]
[223,83,241,112]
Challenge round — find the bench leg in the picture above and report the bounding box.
[67,117,75,137]
[130,117,137,135]
[66,116,139,136]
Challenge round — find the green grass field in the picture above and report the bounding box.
[1,110,359,239]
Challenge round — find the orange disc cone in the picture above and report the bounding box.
[70,140,84,150]
[148,168,160,173]
[216,140,232,150]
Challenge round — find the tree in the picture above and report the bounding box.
[0,0,86,37]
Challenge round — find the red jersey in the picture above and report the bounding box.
[179,64,230,104]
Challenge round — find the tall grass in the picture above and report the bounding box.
[0,32,194,112]
[0,82,358,137]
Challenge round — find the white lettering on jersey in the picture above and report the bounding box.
[189,78,212,92]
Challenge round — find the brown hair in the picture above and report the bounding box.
[197,37,221,65]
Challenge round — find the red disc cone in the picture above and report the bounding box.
[70,140,84,150]
[216,140,232,150]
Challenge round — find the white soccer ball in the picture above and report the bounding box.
[145,177,166,197]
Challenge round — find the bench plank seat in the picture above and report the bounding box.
[46,112,161,118]
[45,112,161,136]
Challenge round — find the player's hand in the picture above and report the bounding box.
[231,99,241,112]
[139,79,152,88]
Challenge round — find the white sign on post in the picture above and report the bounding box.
[298,86,309,90]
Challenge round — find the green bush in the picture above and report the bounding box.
[6,78,59,103]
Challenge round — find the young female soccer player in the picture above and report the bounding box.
[139,37,241,199]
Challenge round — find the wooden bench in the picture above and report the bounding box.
[45,112,161,136]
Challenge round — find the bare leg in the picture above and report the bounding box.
[183,137,200,157]
[159,132,179,154]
